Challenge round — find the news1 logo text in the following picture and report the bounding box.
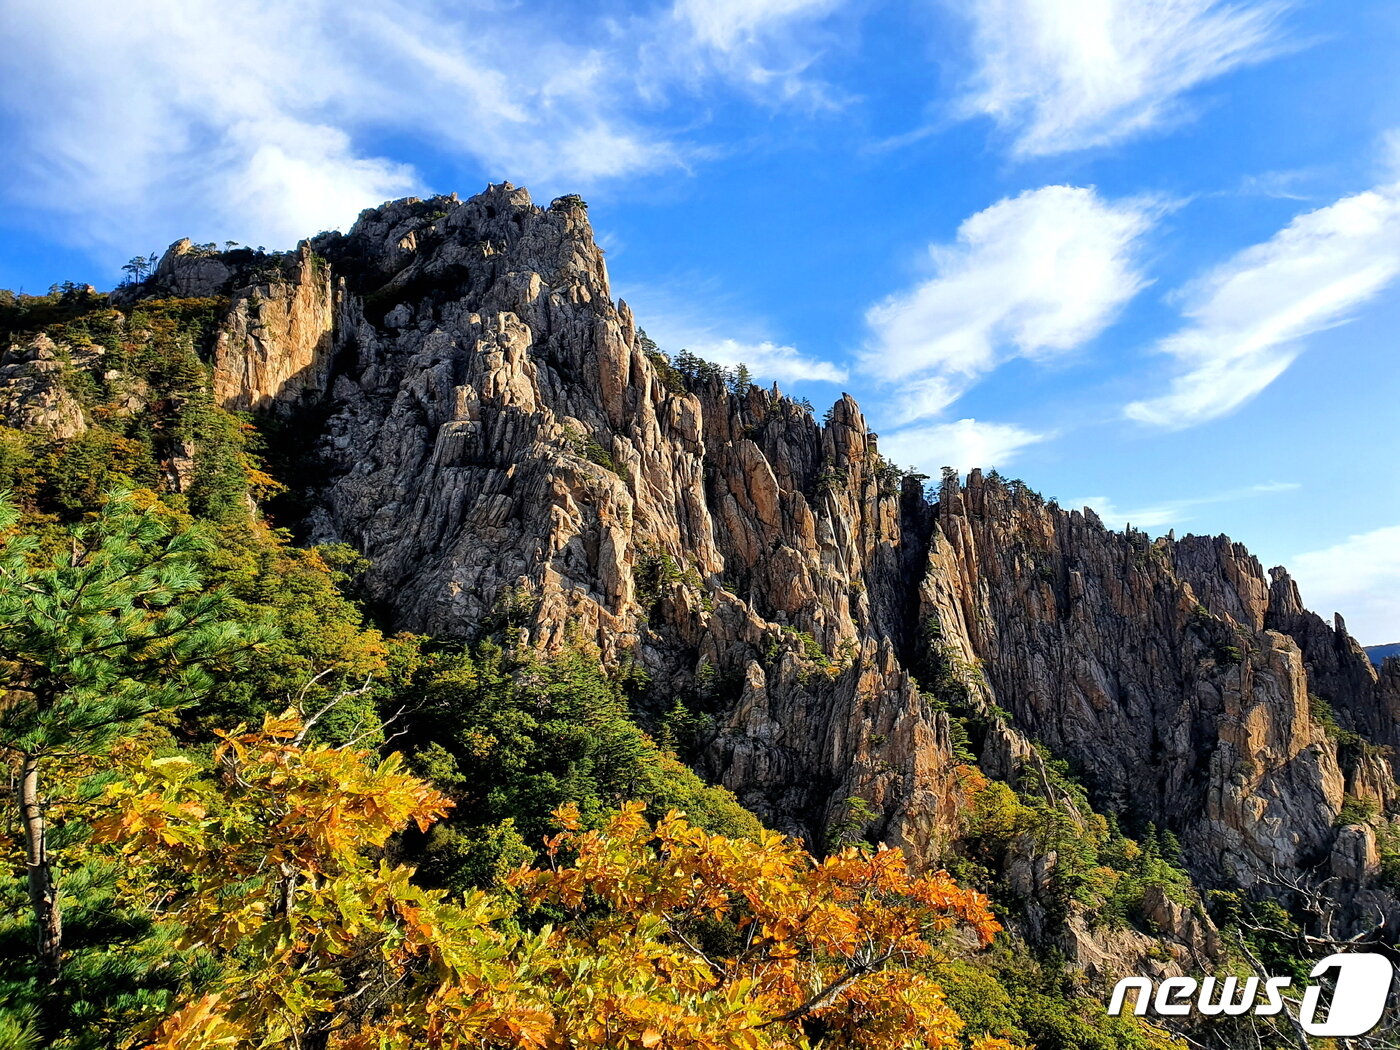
[1108,953,1395,1037]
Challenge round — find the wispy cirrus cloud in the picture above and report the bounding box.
[0,0,845,265]
[1235,169,1320,202]
[1125,180,1400,428]
[674,0,842,52]
[954,0,1289,157]
[862,185,1159,424]
[1068,480,1299,531]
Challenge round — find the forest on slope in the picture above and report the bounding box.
[3,184,1399,1049]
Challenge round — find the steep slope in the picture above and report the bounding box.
[6,183,1399,957]
[919,475,1377,891]
[297,185,966,864]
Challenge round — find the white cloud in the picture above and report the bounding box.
[675,0,842,53]
[878,419,1048,473]
[0,2,421,253]
[659,0,850,107]
[1069,481,1299,531]
[1126,182,1400,428]
[956,0,1287,156]
[863,185,1157,423]
[1290,525,1400,646]
[1236,170,1316,202]
[219,123,418,246]
[0,0,844,266]
[621,279,846,387]
[685,338,847,384]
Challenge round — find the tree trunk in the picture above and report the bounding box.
[19,752,62,984]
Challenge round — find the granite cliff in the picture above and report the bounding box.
[5,183,1399,971]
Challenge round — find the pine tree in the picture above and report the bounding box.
[732,361,754,394]
[0,489,259,1037]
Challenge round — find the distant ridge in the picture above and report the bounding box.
[1367,643,1400,666]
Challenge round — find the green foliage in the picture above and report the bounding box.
[398,642,765,887]
[640,345,813,419]
[0,839,215,1050]
[636,329,689,394]
[0,489,256,759]
[562,423,622,475]
[418,817,535,895]
[657,693,714,757]
[1337,793,1380,826]
[0,425,40,500]
[1215,643,1243,664]
[634,547,705,609]
[672,348,734,388]
[765,625,849,684]
[0,295,268,527]
[656,663,746,763]
[121,253,158,285]
[936,950,1183,1050]
[192,527,406,742]
[34,426,157,515]
[815,465,849,493]
[916,619,988,716]
[1187,604,1251,669]
[478,583,539,640]
[954,752,1196,932]
[1362,815,1400,893]
[1207,892,1314,986]
[730,361,754,394]
[0,1003,41,1050]
[0,488,262,1045]
[1309,692,1366,757]
[0,283,109,343]
[825,795,882,852]
[869,453,906,496]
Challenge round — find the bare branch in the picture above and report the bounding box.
[293,676,374,745]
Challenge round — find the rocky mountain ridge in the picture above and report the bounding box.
[5,183,1399,974]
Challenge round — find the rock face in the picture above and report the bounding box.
[1267,575,1400,776]
[24,184,1398,947]
[0,334,89,439]
[110,238,338,415]
[210,245,334,414]
[919,475,1351,888]
[297,186,964,860]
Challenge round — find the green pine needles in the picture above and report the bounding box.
[0,488,263,1041]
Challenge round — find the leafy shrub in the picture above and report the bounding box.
[562,423,622,475]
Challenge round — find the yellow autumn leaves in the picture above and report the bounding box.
[93,715,1022,1050]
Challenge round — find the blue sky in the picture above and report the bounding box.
[2,0,1399,643]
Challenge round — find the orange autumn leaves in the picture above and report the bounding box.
[507,802,1005,1050]
[93,715,1018,1050]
